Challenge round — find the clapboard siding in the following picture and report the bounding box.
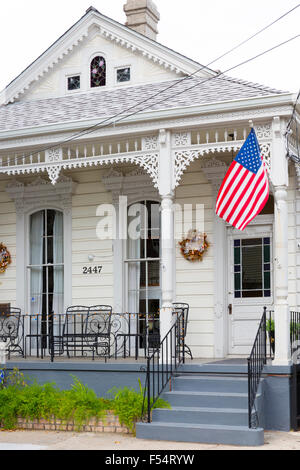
[69,168,114,307]
[175,160,215,358]
[287,170,297,308]
[0,175,16,305]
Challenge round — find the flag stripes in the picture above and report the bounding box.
[215,128,269,231]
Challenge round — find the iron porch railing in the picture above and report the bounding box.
[142,309,185,424]
[247,307,267,429]
[0,312,162,361]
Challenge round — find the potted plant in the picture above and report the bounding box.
[266,320,300,354]
[266,319,275,354]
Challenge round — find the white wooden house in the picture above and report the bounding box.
[0,0,298,369]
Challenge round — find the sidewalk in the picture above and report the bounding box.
[0,430,300,450]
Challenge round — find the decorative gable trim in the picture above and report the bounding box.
[1,8,213,106]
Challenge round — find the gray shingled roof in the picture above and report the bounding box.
[0,76,285,132]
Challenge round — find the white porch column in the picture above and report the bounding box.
[272,117,291,365]
[158,129,175,342]
[296,173,300,309]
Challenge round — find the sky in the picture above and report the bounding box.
[0,0,299,93]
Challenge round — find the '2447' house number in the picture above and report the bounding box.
[82,266,103,275]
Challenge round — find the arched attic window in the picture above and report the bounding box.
[90,56,106,88]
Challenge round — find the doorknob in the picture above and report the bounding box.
[228,304,233,315]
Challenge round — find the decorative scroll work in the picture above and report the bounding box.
[2,152,159,188]
[174,141,271,187]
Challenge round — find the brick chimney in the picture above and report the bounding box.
[123,0,160,41]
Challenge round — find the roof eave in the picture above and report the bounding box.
[0,92,294,144]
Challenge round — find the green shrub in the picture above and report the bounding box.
[109,378,171,433]
[0,373,170,432]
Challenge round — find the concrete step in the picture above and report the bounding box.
[136,421,264,447]
[152,406,250,426]
[172,375,248,393]
[162,390,253,409]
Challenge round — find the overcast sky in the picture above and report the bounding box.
[0,0,299,93]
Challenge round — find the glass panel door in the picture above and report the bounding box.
[29,209,64,349]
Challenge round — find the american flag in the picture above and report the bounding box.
[216,128,269,231]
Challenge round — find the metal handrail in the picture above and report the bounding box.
[142,310,185,423]
[247,306,267,429]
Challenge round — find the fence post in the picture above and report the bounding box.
[263,306,267,365]
[147,357,151,423]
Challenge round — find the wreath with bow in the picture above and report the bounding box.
[0,244,11,273]
[179,230,209,262]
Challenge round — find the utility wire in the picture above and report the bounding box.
[52,33,300,144]
[3,7,300,163]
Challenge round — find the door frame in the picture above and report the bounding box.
[226,215,274,355]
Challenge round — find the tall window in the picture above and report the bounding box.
[29,210,64,316]
[126,201,161,347]
[90,56,106,88]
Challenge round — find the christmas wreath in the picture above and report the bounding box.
[0,243,11,273]
[179,230,209,262]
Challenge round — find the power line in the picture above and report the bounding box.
[3,16,300,164]
[54,32,300,143]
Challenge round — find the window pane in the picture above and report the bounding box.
[235,273,241,291]
[242,245,262,291]
[234,247,240,265]
[242,238,262,246]
[235,237,272,298]
[117,68,130,83]
[148,261,160,287]
[91,56,106,88]
[264,271,271,290]
[68,76,80,90]
[264,245,270,263]
[30,211,44,265]
[242,290,263,298]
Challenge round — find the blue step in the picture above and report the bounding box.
[136,422,264,447]
[136,371,265,446]
[152,406,251,426]
[162,390,252,409]
[172,375,248,393]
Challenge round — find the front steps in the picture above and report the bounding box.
[136,372,264,446]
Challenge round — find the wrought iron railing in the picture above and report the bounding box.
[142,310,185,423]
[2,312,161,361]
[290,311,300,356]
[247,307,267,429]
[267,309,275,360]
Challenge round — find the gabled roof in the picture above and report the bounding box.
[0,6,216,106]
[0,75,286,133]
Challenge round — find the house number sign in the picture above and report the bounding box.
[82,266,103,275]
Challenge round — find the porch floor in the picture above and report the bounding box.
[6,356,249,365]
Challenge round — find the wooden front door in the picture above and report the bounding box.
[228,225,273,355]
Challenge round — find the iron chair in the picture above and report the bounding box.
[0,306,23,358]
[172,302,193,360]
